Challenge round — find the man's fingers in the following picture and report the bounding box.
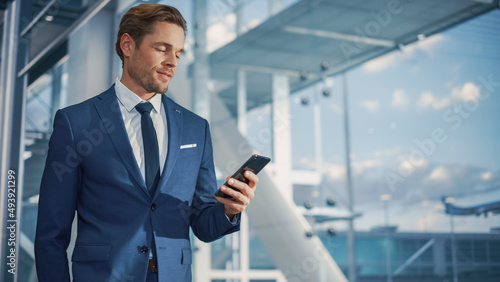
[215,195,231,205]
[220,186,249,205]
[226,178,250,196]
[244,171,259,188]
[217,172,259,218]
[215,195,247,214]
[226,172,258,194]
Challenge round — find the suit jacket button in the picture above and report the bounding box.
[151,203,156,211]
[140,246,149,253]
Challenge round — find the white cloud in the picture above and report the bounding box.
[451,82,480,102]
[207,13,237,53]
[391,89,409,109]
[417,82,481,112]
[398,157,428,173]
[361,100,380,113]
[420,34,445,53]
[417,92,450,110]
[481,171,492,181]
[405,34,445,56]
[417,92,434,108]
[405,155,428,169]
[362,51,400,72]
[428,166,450,182]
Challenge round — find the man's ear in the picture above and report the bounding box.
[120,33,134,58]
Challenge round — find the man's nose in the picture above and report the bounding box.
[162,52,178,68]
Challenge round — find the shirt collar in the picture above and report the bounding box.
[115,77,162,113]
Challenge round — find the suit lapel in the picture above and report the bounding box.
[153,95,182,200]
[93,86,149,196]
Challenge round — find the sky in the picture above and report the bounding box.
[163,0,500,233]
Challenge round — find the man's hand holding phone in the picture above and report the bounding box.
[215,171,259,220]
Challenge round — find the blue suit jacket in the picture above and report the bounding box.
[35,85,239,282]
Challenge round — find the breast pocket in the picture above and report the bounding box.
[178,144,202,166]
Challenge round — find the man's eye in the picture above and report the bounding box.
[155,48,166,53]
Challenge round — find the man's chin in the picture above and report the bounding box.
[144,83,168,94]
[154,80,169,94]
[159,84,168,94]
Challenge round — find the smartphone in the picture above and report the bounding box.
[214,154,271,198]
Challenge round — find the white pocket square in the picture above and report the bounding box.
[180,144,197,149]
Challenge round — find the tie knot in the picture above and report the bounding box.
[135,102,154,114]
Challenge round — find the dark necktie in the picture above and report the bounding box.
[135,102,160,197]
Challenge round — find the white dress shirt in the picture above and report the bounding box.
[114,78,238,228]
[114,78,168,182]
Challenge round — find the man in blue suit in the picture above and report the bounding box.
[34,4,258,282]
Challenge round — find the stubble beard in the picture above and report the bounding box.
[128,57,169,95]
